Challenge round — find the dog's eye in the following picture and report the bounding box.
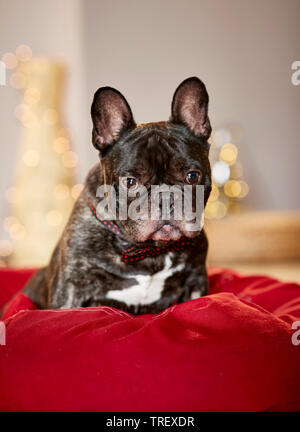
[185,171,201,184]
[126,177,137,188]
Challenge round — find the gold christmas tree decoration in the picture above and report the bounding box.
[7,58,77,267]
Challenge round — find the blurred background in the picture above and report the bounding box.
[0,0,299,280]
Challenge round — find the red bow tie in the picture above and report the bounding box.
[90,206,192,264]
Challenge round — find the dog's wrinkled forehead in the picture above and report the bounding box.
[113,122,208,184]
[124,129,174,181]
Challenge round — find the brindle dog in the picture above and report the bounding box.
[23,77,212,314]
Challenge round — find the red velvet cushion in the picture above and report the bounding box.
[0,267,300,411]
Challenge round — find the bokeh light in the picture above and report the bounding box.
[24,87,40,105]
[23,149,40,167]
[224,180,241,198]
[1,52,18,69]
[212,161,230,186]
[8,222,26,240]
[211,128,232,148]
[219,143,238,166]
[10,72,27,89]
[237,181,249,198]
[15,45,32,62]
[205,200,227,219]
[224,180,249,199]
[53,137,70,154]
[20,110,38,129]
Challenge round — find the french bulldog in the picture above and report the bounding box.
[23,77,212,314]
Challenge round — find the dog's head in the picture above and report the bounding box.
[91,77,212,244]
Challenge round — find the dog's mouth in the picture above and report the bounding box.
[150,223,182,242]
[122,218,203,246]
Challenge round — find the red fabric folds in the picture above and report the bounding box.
[0,267,299,412]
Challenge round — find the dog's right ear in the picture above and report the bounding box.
[91,87,135,154]
[170,77,211,140]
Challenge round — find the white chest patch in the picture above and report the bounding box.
[106,255,184,306]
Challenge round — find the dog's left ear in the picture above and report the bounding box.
[170,77,211,140]
[91,87,136,153]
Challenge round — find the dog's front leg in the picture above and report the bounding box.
[50,281,82,309]
[180,264,209,302]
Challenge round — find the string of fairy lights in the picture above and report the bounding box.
[205,127,249,219]
[0,45,83,267]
